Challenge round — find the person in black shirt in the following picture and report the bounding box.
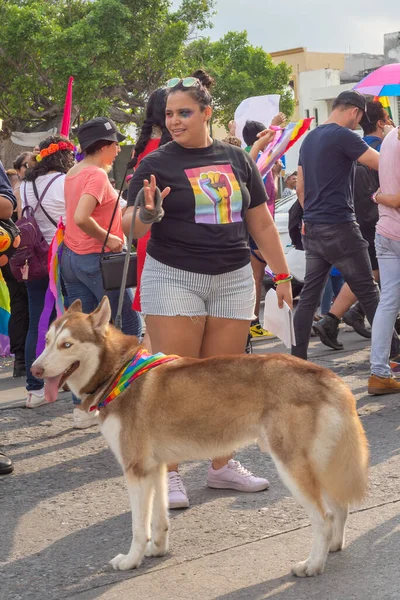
[124,70,292,509]
[292,90,380,361]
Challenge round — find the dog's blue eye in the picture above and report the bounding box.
[64,342,72,349]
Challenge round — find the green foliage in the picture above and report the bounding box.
[0,2,293,136]
[185,31,294,125]
[0,0,214,134]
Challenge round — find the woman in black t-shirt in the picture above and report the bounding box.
[123,70,292,510]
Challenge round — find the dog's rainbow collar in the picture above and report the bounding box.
[91,348,178,411]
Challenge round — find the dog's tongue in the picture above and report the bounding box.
[44,375,62,403]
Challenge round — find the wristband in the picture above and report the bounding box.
[136,187,164,224]
[273,273,291,283]
[275,276,293,285]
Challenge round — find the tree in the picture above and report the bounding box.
[0,1,293,148]
[184,31,294,126]
[0,0,215,137]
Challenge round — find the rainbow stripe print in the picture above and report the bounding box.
[185,164,243,225]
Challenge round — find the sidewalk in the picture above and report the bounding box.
[1,329,399,600]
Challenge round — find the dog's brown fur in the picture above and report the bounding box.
[33,297,369,576]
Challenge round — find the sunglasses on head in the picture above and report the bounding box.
[166,77,199,89]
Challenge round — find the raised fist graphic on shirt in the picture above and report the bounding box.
[199,171,233,223]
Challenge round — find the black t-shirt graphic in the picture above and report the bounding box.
[128,140,268,275]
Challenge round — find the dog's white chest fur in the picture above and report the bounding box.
[100,414,123,467]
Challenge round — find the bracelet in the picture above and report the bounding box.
[273,273,291,283]
[275,277,292,285]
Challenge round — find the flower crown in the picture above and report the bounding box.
[36,140,75,162]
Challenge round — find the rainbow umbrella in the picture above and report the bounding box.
[353,63,400,96]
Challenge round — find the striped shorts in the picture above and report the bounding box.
[141,255,256,320]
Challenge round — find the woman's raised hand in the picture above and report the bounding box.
[143,175,170,211]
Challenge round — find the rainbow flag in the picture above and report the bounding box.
[256,118,313,178]
[36,219,65,357]
[373,96,393,121]
[0,268,10,356]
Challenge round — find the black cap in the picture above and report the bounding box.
[77,117,126,152]
[333,91,369,119]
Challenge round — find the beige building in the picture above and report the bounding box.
[270,47,345,119]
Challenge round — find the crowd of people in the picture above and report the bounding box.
[0,77,399,516]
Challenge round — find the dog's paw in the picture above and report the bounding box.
[145,539,168,558]
[110,552,143,571]
[292,559,325,577]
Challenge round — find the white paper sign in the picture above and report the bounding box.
[263,289,296,349]
[234,94,281,146]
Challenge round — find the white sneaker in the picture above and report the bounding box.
[168,471,189,509]
[207,459,270,492]
[26,388,46,408]
[73,407,98,429]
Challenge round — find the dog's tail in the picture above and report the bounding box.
[317,383,369,507]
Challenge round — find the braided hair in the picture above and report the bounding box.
[131,88,171,169]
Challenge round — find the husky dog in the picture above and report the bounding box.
[32,297,369,576]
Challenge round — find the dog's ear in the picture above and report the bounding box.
[90,296,111,333]
[68,299,82,313]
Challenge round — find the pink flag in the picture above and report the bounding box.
[60,76,74,137]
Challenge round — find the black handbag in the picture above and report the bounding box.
[100,251,137,291]
[100,168,137,292]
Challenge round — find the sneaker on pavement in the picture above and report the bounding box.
[368,374,400,395]
[249,320,276,339]
[207,459,269,492]
[0,452,14,476]
[343,305,371,339]
[26,388,46,408]
[73,407,98,429]
[168,471,189,509]
[312,315,344,351]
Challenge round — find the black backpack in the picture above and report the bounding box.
[353,139,381,243]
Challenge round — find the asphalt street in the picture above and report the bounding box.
[1,325,399,600]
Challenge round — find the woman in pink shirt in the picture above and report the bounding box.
[368,127,400,393]
[61,117,142,427]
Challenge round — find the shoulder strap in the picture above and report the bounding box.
[32,173,63,227]
[101,170,128,255]
[22,182,28,210]
[369,138,381,151]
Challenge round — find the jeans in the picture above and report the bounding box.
[61,246,142,336]
[370,234,400,377]
[320,273,345,315]
[25,277,55,391]
[292,221,380,360]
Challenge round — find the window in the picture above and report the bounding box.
[313,108,319,127]
[305,109,310,119]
